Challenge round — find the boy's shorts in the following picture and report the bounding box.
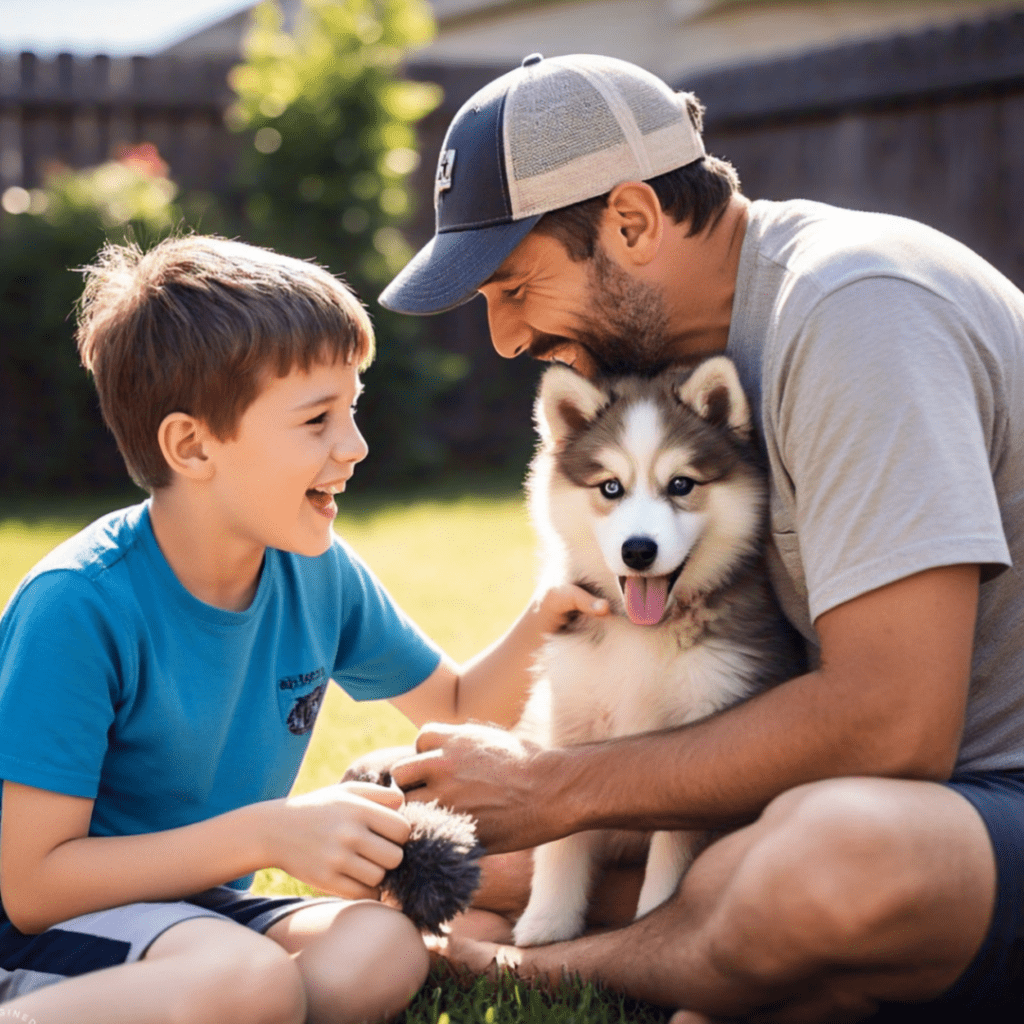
[873,770,1024,1021]
[0,885,342,1002]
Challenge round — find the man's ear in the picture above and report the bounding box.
[598,181,664,267]
[675,356,752,439]
[536,363,609,445]
[157,412,215,481]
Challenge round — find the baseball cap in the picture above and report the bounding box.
[379,53,706,316]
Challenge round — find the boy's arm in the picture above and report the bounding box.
[389,584,607,729]
[0,778,411,934]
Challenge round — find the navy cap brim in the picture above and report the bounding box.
[379,215,542,315]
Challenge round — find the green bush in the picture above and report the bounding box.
[226,0,463,485]
[0,152,190,490]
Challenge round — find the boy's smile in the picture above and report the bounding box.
[207,356,368,560]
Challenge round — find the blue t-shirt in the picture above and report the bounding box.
[0,502,442,888]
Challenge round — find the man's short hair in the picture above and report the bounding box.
[76,235,374,491]
[534,95,740,261]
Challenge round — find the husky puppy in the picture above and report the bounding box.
[513,356,805,948]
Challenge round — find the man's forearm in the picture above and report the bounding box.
[406,567,976,852]
[6,801,273,933]
[542,663,958,841]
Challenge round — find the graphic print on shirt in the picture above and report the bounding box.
[277,666,328,735]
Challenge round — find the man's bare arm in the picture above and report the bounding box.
[390,564,978,852]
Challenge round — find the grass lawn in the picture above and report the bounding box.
[0,484,670,1022]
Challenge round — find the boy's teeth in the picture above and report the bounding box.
[307,489,334,510]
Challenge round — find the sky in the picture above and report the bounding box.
[0,0,255,56]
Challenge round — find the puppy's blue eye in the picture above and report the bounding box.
[599,479,624,499]
[668,476,695,497]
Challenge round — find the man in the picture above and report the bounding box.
[378,53,1024,1021]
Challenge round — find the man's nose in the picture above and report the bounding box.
[485,297,531,360]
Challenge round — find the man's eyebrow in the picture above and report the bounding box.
[483,266,517,285]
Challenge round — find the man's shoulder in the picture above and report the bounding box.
[744,198,998,303]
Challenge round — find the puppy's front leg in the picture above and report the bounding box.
[512,830,601,946]
[634,829,703,919]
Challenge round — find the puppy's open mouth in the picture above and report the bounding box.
[618,561,686,626]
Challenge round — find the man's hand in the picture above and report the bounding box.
[390,723,559,853]
[266,781,411,899]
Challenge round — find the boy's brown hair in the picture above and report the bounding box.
[76,235,374,491]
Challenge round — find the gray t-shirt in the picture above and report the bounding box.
[727,199,1024,772]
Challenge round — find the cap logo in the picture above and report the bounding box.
[435,149,456,206]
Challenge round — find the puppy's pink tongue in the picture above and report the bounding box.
[624,576,668,626]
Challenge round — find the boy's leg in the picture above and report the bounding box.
[2,917,305,1024]
[265,899,430,1024]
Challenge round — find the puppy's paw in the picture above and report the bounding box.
[512,904,585,947]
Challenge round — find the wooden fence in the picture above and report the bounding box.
[691,9,1024,291]
[0,52,238,191]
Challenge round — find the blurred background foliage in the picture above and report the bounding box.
[0,0,471,493]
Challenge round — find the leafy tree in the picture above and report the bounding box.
[227,0,463,485]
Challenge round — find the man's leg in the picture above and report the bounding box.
[265,898,430,1024]
[2,917,306,1024]
[445,777,996,1021]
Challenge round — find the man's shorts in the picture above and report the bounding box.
[873,770,1024,1021]
[0,885,342,1002]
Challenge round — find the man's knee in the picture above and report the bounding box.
[709,780,944,985]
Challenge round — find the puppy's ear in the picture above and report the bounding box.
[536,364,609,445]
[675,356,752,439]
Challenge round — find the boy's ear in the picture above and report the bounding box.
[157,412,214,481]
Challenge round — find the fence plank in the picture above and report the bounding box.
[0,52,238,189]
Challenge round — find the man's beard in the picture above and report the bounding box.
[529,246,674,377]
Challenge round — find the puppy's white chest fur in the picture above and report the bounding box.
[524,617,759,749]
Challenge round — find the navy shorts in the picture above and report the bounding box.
[0,885,341,1002]
[872,770,1024,1021]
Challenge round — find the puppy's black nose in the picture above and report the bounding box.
[622,536,658,570]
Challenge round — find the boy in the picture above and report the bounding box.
[0,235,603,1024]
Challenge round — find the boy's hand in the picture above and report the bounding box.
[529,583,609,635]
[265,781,411,899]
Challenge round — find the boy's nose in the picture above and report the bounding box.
[334,427,368,464]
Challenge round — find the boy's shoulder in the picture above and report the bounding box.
[28,502,149,584]
[5,502,150,619]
